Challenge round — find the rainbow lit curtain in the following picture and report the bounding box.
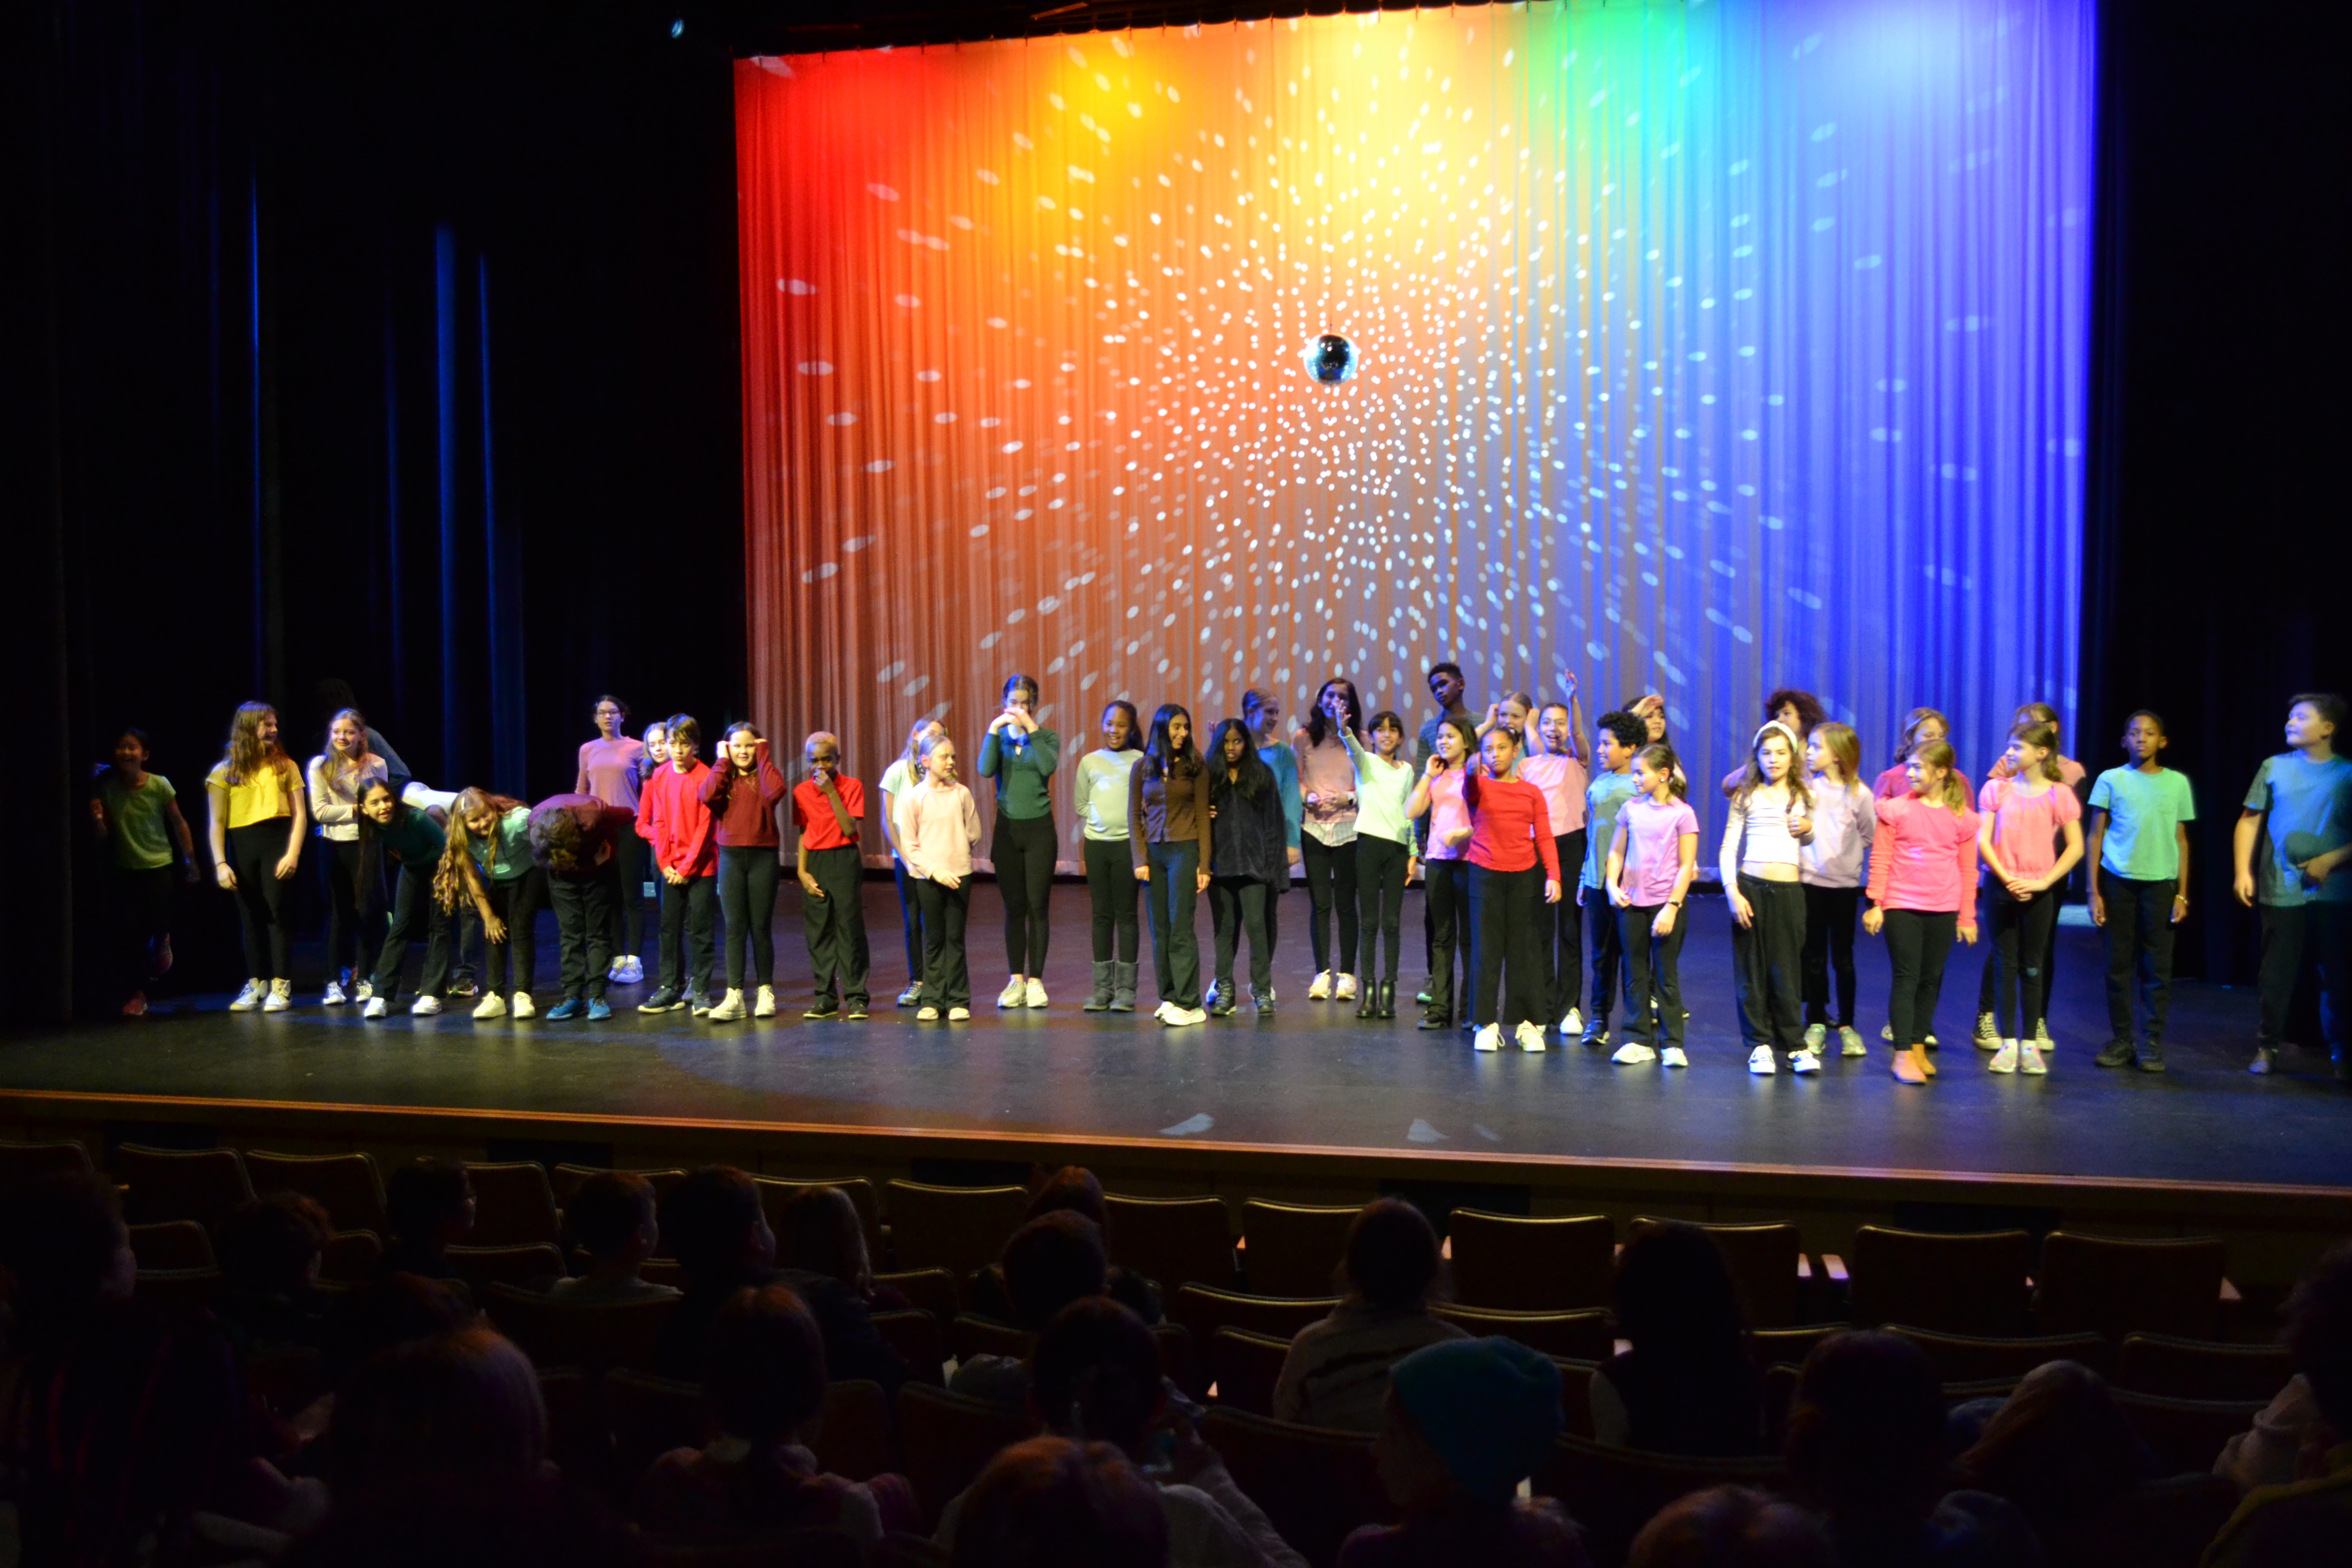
[738,0,2094,859]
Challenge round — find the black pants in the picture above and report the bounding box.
[1732,874,1807,1051]
[483,866,549,999]
[892,860,927,986]
[656,873,717,996]
[1145,840,1202,1009]
[913,876,971,1008]
[1801,884,1861,1027]
[2258,901,2350,1056]
[1301,836,1360,976]
[369,862,450,1002]
[1355,835,1411,983]
[1618,903,1688,1049]
[1544,831,1586,1021]
[1584,883,1627,1028]
[549,862,618,1001]
[109,865,175,996]
[2098,871,2176,1045]
[1423,859,1471,1020]
[717,846,779,990]
[1468,864,1545,1028]
[1209,875,1275,996]
[1883,909,1959,1048]
[322,839,378,982]
[1084,838,1140,963]
[606,828,647,964]
[1977,879,2064,1020]
[226,821,295,981]
[1984,885,2061,1038]
[994,813,1056,975]
[802,845,870,1007]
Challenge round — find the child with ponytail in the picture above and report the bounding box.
[1974,721,2084,1074]
[699,724,790,1022]
[1798,722,1876,1058]
[306,708,388,1005]
[1865,740,1981,1085]
[1605,745,1699,1068]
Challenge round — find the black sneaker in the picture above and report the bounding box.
[638,986,684,1015]
[1253,994,1275,1017]
[804,1000,841,1021]
[1579,1026,1609,1050]
[1416,1009,1450,1031]
[1208,997,1238,1018]
[2249,1046,2277,1075]
[2136,1040,2167,1073]
[843,1001,869,1021]
[2093,1039,2135,1069]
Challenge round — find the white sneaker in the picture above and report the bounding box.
[998,976,1027,1009]
[1336,974,1358,1001]
[947,1006,971,1021]
[1989,1040,2019,1073]
[262,981,292,1012]
[1474,1024,1504,1052]
[897,983,922,1007]
[2033,1020,2056,1053]
[1024,978,1048,1008]
[322,981,347,1007]
[2020,1042,2048,1075]
[606,958,626,982]
[473,993,508,1020]
[1802,1023,1826,1049]
[754,986,777,1018]
[1748,1045,1778,1075]
[1515,1022,1548,1052]
[917,1004,940,1020]
[1204,979,1223,1009]
[1612,1041,1657,1065]
[354,980,374,1002]
[1881,1023,1894,1041]
[1172,1007,1207,1027]
[1840,1026,1867,1057]
[1307,971,1332,1001]
[230,981,265,1012]
[411,995,442,1016]
[362,997,388,1019]
[1661,1046,1689,1068]
[708,990,747,1021]
[1790,1049,1822,1073]
[1560,1007,1584,1038]
[618,957,644,985]
[510,992,536,1019]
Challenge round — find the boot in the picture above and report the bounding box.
[1377,981,1396,1019]
[1084,961,1115,1012]
[1109,961,1138,1013]
[1354,975,1378,1020]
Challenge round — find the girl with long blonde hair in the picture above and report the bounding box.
[206,702,308,1012]
[306,708,387,1005]
[879,717,945,1006]
[1723,722,1817,1075]
[1798,722,1877,1058]
[436,787,544,1019]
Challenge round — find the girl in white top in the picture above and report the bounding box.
[1075,701,1147,1011]
[307,708,388,1006]
[893,732,983,1020]
[1341,709,1420,1019]
[878,719,944,1007]
[1799,722,1877,1058]
[1722,722,1817,1075]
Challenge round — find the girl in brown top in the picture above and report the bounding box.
[1129,703,1212,1026]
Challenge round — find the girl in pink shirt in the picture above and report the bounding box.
[1865,740,1982,1085]
[578,695,649,987]
[1515,689,1591,1036]
[1605,745,1700,1067]
[1971,700,2087,1050]
[1407,716,1478,1032]
[893,733,983,1020]
[1975,721,2085,1074]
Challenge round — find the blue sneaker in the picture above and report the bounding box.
[585,997,612,1022]
[545,997,585,1021]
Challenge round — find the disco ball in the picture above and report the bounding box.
[1302,333,1358,385]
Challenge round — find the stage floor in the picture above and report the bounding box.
[6,885,2349,1195]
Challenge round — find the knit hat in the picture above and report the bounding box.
[1389,1336,1563,1503]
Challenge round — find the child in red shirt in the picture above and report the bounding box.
[791,731,869,1021]
[1460,726,1562,1054]
[635,715,717,1015]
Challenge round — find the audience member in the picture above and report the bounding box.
[282,1476,635,1568]
[2202,1241,2352,1567]
[329,1326,548,1501]
[635,1283,915,1545]
[0,1168,137,1353]
[1955,1360,2152,1551]
[951,1210,1110,1408]
[2216,1375,2321,1497]
[979,1165,1163,1325]
[1627,1485,1835,1568]
[214,1192,334,1357]
[320,1270,476,1394]
[1783,1331,2042,1567]
[550,1171,679,1304]
[1275,1198,1465,1432]
[1595,1223,1766,1456]
[379,1158,476,1281]
[951,1435,1170,1568]
[1337,1337,1586,1568]
[774,1182,910,1311]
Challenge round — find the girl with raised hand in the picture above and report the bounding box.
[1407,715,1478,1032]
[1798,722,1877,1059]
[879,719,944,1007]
[698,723,791,1021]
[1206,717,1289,1018]
[1341,709,1420,1020]
[894,731,982,1021]
[632,717,717,1016]
[206,702,307,1013]
[1516,688,1590,1037]
[436,787,545,1019]
[1294,677,1365,1003]
[1723,723,1817,1075]
[578,695,649,987]
[1460,724,1563,1054]
[306,708,388,1006]
[356,778,452,1018]
[1874,707,1955,801]
[1975,721,2084,1074]
[1605,745,1700,1068]
[90,727,198,1017]
[1130,703,1212,1025]
[1075,701,1146,1012]
[978,673,1062,1008]
[1865,740,1982,1085]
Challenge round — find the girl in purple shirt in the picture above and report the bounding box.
[1606,745,1700,1067]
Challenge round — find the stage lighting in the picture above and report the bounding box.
[1302,333,1357,385]
[670,17,685,39]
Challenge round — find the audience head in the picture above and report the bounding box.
[2284,1240,2352,1433]
[0,1168,136,1346]
[567,1172,658,1266]
[1001,1211,1109,1331]
[1381,1337,1564,1508]
[1628,1485,1835,1568]
[950,1435,1168,1568]
[1616,1222,1749,1359]
[775,1184,873,1293]
[1026,1166,1109,1232]
[706,1284,828,1444]
[384,1159,475,1252]
[331,1326,547,1496]
[1029,1297,1164,1455]
[1783,1332,1948,1527]
[322,1271,476,1391]
[216,1192,331,1297]
[281,1477,630,1568]
[1340,1197,1443,1310]
[660,1166,775,1284]
[1956,1360,2147,1535]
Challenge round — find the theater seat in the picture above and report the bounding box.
[2116,1333,2296,1403]
[883,1181,1029,1286]
[1207,1327,1290,1416]
[1104,1193,1237,1292]
[896,1383,1039,1532]
[2036,1233,2232,1343]
[1848,1227,2033,1337]
[115,1144,252,1231]
[1449,1210,1614,1311]
[127,1220,215,1272]
[460,1162,562,1246]
[1883,1325,2111,1382]
[807,1378,897,1482]
[1199,1407,1396,1568]
[2112,1388,2271,1477]
[1239,1200,1359,1298]
[1533,1435,1789,1568]
[1432,1303,1613,1362]
[484,1282,679,1373]
[245,1149,388,1235]
[1168,1285,1338,1346]
[445,1242,567,1294]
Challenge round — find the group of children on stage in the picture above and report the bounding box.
[87,676,2352,1082]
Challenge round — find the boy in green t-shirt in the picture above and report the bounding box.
[2085,710,2196,1073]
[89,727,199,1016]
